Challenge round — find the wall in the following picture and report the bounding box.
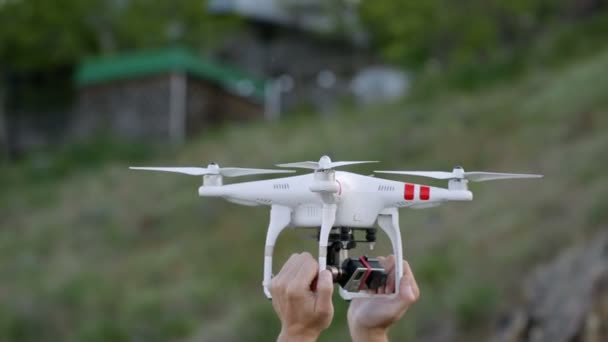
[74,74,264,144]
[74,75,172,142]
[186,77,263,136]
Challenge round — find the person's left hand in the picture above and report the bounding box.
[347,256,420,342]
[271,252,334,342]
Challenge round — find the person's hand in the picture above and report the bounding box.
[271,252,334,342]
[347,256,420,342]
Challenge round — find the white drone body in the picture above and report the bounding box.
[131,155,542,300]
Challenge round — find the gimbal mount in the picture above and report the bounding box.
[323,227,388,294]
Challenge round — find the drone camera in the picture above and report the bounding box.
[334,257,387,292]
[325,228,388,292]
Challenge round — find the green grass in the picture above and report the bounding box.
[2,48,608,341]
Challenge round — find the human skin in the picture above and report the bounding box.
[270,252,334,342]
[270,253,419,342]
[347,256,420,342]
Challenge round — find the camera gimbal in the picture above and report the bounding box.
[324,227,388,294]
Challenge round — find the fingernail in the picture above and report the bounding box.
[405,284,416,300]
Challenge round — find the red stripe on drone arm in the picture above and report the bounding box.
[404,183,415,200]
[358,256,373,291]
[420,186,430,200]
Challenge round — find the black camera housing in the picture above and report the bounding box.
[324,227,388,292]
[335,257,387,292]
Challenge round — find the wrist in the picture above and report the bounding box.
[278,328,320,342]
[349,325,388,342]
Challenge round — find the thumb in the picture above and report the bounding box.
[398,275,417,304]
[315,270,334,311]
[383,276,417,315]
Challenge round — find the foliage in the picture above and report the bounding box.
[1,45,608,341]
[359,0,607,70]
[454,284,499,330]
[0,138,154,191]
[413,249,454,289]
[0,0,240,69]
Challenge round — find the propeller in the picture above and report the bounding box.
[374,166,543,182]
[276,155,378,170]
[129,163,295,177]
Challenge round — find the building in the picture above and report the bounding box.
[208,0,363,35]
[209,0,373,113]
[74,47,267,144]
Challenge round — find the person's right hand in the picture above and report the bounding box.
[270,252,334,342]
[347,256,420,342]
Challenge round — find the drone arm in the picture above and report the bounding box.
[377,182,473,209]
[338,208,403,300]
[263,205,292,299]
[200,180,284,206]
[433,187,473,201]
[198,185,226,197]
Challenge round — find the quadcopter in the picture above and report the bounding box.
[130,155,542,300]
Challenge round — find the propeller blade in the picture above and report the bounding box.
[219,167,295,177]
[129,167,211,175]
[329,161,379,168]
[130,166,295,177]
[275,161,320,169]
[374,170,455,179]
[464,172,543,182]
[277,160,378,170]
[375,170,544,182]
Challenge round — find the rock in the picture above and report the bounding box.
[494,230,608,342]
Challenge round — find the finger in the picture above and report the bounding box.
[272,254,301,313]
[375,274,415,316]
[315,270,334,315]
[287,253,312,281]
[277,254,306,292]
[272,253,297,297]
[403,260,420,299]
[385,276,395,294]
[379,255,395,270]
[270,276,283,310]
[277,253,300,280]
[377,284,385,294]
[293,252,319,292]
[377,256,386,265]
[383,255,396,294]
[397,274,418,304]
[377,257,386,293]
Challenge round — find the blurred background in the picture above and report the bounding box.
[1,0,608,341]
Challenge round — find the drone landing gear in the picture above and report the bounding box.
[262,205,291,298]
[338,208,403,300]
[262,205,403,301]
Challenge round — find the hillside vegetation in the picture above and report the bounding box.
[2,48,608,341]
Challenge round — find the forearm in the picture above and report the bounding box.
[349,326,389,342]
[277,330,319,342]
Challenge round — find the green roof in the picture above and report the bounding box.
[75,47,267,102]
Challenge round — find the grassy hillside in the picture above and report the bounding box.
[2,48,608,341]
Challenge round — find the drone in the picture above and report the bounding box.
[130,155,542,300]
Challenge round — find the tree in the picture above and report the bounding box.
[357,0,587,68]
[0,0,240,70]
[0,85,7,161]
